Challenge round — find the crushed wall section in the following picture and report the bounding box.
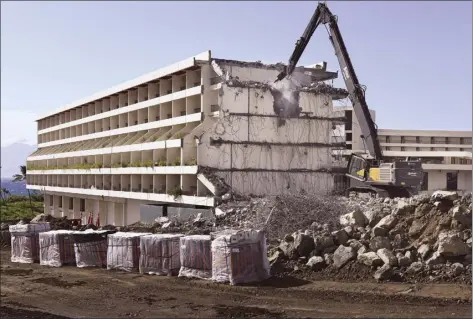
[199,62,342,196]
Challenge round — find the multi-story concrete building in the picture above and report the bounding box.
[26,51,346,226]
[333,107,472,194]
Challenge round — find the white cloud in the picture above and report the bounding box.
[1,109,37,147]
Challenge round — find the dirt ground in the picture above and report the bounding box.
[0,249,471,319]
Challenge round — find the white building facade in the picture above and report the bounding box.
[26,51,345,226]
[333,107,472,194]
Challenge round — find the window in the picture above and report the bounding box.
[346,133,352,142]
[80,199,85,211]
[446,172,458,191]
[49,196,53,206]
[58,196,63,208]
[416,136,420,143]
[69,198,73,210]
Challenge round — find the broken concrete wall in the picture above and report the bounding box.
[198,61,342,196]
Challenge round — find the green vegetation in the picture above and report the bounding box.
[174,132,187,139]
[27,156,199,170]
[186,158,197,166]
[172,157,181,166]
[167,186,183,199]
[0,194,44,221]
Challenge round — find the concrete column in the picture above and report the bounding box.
[52,195,59,217]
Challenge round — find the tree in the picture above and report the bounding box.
[0,187,10,202]
[12,165,33,214]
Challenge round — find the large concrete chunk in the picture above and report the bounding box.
[452,205,472,228]
[437,231,469,257]
[431,191,458,202]
[339,210,367,228]
[313,235,335,252]
[332,229,349,246]
[374,264,393,281]
[293,233,315,257]
[376,248,397,266]
[364,208,389,227]
[333,245,356,269]
[417,244,431,261]
[357,252,383,267]
[369,236,392,251]
[306,256,325,270]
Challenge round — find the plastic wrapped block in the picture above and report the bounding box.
[72,229,116,268]
[39,230,76,267]
[10,223,51,263]
[178,235,212,280]
[211,229,270,285]
[139,234,184,276]
[107,232,151,272]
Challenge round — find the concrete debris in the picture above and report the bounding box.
[369,236,392,251]
[374,264,393,281]
[339,210,367,228]
[357,252,383,267]
[293,233,315,257]
[332,229,349,246]
[425,251,445,266]
[306,256,325,270]
[397,252,412,267]
[377,248,398,266]
[437,231,469,257]
[261,191,471,283]
[417,244,432,261]
[431,190,459,202]
[407,262,424,275]
[333,245,356,269]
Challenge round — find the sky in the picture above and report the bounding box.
[1,1,472,147]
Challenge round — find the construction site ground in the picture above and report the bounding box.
[0,248,471,318]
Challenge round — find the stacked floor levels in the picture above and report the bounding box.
[26,51,346,226]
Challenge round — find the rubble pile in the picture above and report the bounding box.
[216,194,349,244]
[268,191,472,284]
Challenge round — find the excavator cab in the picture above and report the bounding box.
[346,154,369,182]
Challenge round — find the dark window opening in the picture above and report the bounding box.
[345,111,352,131]
[346,133,352,142]
[58,196,63,208]
[69,198,73,210]
[80,198,85,211]
[446,172,458,191]
[346,144,352,150]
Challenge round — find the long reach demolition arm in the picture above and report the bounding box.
[276,2,383,161]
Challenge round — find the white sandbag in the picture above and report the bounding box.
[10,223,50,263]
[211,229,270,285]
[107,232,151,272]
[178,235,212,280]
[39,230,76,267]
[73,229,115,268]
[139,234,184,276]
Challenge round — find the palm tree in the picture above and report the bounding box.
[12,165,33,214]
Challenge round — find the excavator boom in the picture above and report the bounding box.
[277,2,382,160]
[276,2,423,197]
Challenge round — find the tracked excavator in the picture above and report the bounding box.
[275,2,423,198]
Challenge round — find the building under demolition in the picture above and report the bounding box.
[26,51,347,226]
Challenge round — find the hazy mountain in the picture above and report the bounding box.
[1,142,36,178]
